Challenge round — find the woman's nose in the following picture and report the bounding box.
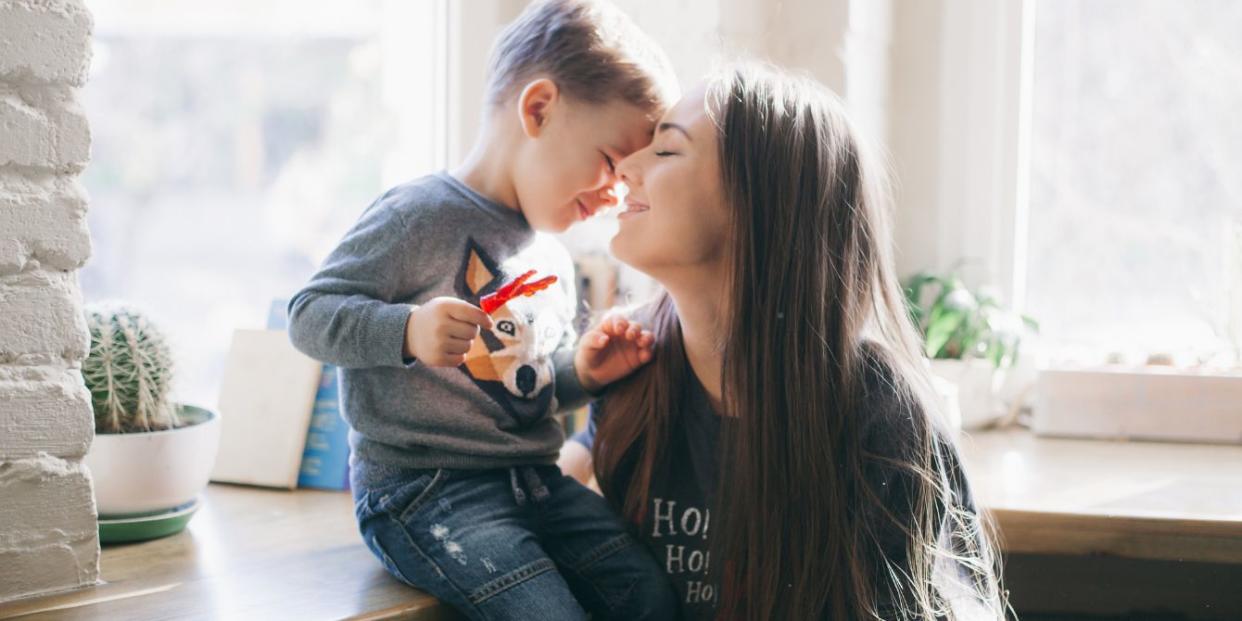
[616,151,641,188]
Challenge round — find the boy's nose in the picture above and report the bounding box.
[578,186,620,212]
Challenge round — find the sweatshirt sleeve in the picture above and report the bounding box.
[287,192,432,369]
[553,348,593,411]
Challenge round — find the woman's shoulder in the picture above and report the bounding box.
[854,340,973,500]
[855,342,915,428]
[854,341,945,460]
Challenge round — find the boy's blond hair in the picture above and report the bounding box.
[486,0,678,114]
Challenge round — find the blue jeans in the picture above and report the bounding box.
[351,462,676,621]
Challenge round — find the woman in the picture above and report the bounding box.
[560,63,1006,620]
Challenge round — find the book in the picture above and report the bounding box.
[268,299,351,490]
[296,364,351,490]
[211,329,321,489]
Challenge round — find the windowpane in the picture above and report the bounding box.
[81,0,446,407]
[1026,0,1242,363]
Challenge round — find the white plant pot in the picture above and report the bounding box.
[85,405,221,516]
[927,370,962,431]
[1033,368,1242,444]
[928,359,1006,430]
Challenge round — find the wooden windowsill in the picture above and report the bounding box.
[3,429,1240,620]
[959,428,1242,564]
[0,484,456,621]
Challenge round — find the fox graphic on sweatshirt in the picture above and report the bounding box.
[455,239,574,427]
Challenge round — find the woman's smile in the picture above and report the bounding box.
[619,198,650,219]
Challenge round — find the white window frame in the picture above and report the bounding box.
[445,0,529,166]
[923,0,1034,313]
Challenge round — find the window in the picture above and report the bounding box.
[1025,0,1242,364]
[81,0,449,407]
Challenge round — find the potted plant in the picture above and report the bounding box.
[904,272,1038,429]
[81,304,220,542]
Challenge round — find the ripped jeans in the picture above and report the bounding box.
[351,461,676,621]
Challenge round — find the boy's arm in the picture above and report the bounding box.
[287,195,429,369]
[553,347,593,411]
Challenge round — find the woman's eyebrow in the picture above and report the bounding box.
[656,122,692,141]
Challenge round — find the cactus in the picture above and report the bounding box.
[82,304,180,433]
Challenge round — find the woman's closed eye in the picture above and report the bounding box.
[654,150,676,157]
[602,153,617,172]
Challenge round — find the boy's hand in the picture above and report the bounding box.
[575,315,655,394]
[404,297,494,367]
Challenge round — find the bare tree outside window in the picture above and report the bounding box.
[1026,0,1242,365]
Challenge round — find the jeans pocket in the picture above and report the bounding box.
[395,468,449,523]
[357,468,436,520]
[361,468,451,523]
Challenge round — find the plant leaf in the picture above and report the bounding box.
[925,309,966,358]
[902,272,939,331]
[1021,315,1040,332]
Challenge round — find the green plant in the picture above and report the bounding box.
[903,271,1038,368]
[82,304,180,433]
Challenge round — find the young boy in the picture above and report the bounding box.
[287,1,678,619]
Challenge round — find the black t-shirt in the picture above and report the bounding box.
[573,370,722,618]
[571,353,980,620]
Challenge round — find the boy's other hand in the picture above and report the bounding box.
[575,315,654,394]
[404,297,494,367]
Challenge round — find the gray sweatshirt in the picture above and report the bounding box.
[288,172,590,470]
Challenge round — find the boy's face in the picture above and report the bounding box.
[512,81,659,233]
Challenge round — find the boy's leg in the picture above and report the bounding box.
[355,467,589,621]
[533,466,678,621]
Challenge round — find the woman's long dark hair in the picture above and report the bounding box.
[593,63,1005,620]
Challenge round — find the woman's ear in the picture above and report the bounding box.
[517,78,559,138]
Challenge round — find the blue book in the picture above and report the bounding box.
[268,299,351,491]
[297,365,350,490]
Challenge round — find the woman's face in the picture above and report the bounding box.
[611,84,731,280]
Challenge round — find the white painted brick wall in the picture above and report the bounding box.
[0,0,100,604]
[0,0,93,86]
[0,456,98,599]
[0,170,91,273]
[0,366,94,459]
[0,84,92,171]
